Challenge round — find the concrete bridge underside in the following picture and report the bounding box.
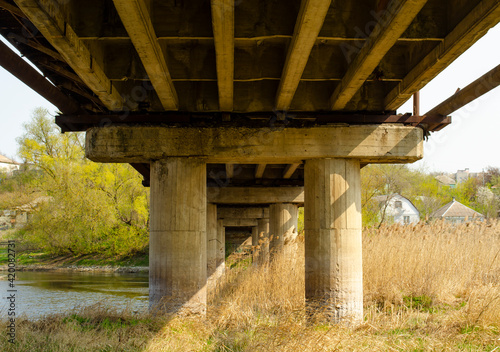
[1,0,499,324]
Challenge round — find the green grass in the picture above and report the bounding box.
[0,247,149,267]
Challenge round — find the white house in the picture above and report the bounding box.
[0,155,20,175]
[373,194,420,225]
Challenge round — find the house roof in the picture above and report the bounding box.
[435,174,456,185]
[431,199,483,219]
[0,155,19,165]
[373,194,419,212]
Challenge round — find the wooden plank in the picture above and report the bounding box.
[14,0,124,111]
[283,163,301,179]
[208,187,304,205]
[425,63,500,117]
[275,0,332,110]
[255,164,266,178]
[86,125,423,164]
[211,0,234,111]
[384,0,500,110]
[112,0,178,111]
[330,0,428,110]
[225,163,234,178]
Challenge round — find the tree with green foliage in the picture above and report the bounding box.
[13,108,149,256]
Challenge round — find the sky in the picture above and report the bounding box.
[0,24,499,173]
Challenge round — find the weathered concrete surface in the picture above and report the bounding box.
[216,219,225,282]
[207,203,218,300]
[208,187,304,205]
[269,203,298,257]
[218,207,269,219]
[223,218,258,227]
[304,158,363,323]
[149,158,207,315]
[254,218,269,265]
[86,125,423,164]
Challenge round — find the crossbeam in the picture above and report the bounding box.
[85,125,423,164]
[218,207,269,219]
[223,219,258,227]
[208,187,304,205]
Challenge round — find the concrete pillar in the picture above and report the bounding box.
[207,203,218,299]
[269,203,298,257]
[149,158,207,315]
[256,218,269,264]
[251,226,258,265]
[304,158,363,323]
[216,219,225,279]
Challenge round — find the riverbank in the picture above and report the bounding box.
[0,246,149,273]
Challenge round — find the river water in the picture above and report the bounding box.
[0,271,149,319]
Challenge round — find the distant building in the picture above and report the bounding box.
[431,198,484,224]
[455,168,470,183]
[0,155,20,175]
[373,194,420,225]
[435,174,456,188]
[0,197,52,230]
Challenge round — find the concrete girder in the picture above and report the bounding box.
[86,125,423,164]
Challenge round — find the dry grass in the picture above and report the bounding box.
[2,221,500,351]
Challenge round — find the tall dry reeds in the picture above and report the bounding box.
[2,221,499,351]
[363,220,500,326]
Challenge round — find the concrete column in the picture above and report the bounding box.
[216,219,225,279]
[269,203,298,257]
[251,226,258,265]
[256,218,269,264]
[207,203,218,299]
[149,158,207,315]
[304,158,363,323]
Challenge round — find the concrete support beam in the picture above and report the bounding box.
[225,163,234,179]
[208,187,304,205]
[86,125,423,164]
[15,0,125,110]
[269,203,298,256]
[304,158,363,323]
[113,0,179,110]
[207,203,218,300]
[251,226,258,265]
[255,164,266,178]
[218,207,269,219]
[223,218,258,227]
[329,0,428,110]
[211,0,234,111]
[283,163,301,179]
[384,0,500,110]
[256,218,270,264]
[216,219,225,279]
[275,0,332,110]
[149,158,207,315]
